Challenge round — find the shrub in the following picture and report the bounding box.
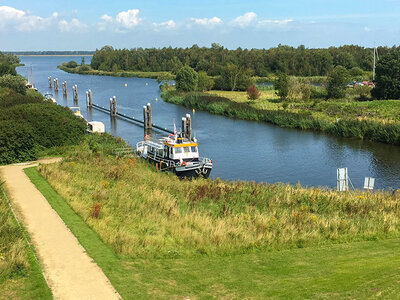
[0,75,26,95]
[66,60,78,68]
[197,71,214,92]
[0,63,17,76]
[274,72,289,101]
[79,65,90,72]
[176,65,198,92]
[247,84,261,100]
[327,66,349,99]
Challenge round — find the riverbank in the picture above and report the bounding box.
[58,65,175,80]
[26,133,400,298]
[161,88,400,145]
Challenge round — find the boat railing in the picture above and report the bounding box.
[199,157,212,164]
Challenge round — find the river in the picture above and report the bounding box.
[17,56,400,190]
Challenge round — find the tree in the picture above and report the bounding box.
[197,71,214,91]
[247,84,261,100]
[274,72,289,101]
[81,56,85,66]
[215,63,252,91]
[327,66,349,99]
[349,66,363,80]
[372,50,400,100]
[0,75,27,95]
[175,65,198,92]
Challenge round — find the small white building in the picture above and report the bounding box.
[87,121,105,134]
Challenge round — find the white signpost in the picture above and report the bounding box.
[363,177,375,190]
[337,168,349,192]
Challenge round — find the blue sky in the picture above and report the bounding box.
[0,0,399,50]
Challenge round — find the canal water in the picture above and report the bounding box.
[17,56,400,190]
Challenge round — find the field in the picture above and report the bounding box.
[0,184,52,300]
[22,134,400,298]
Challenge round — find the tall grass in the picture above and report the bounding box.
[162,90,400,145]
[39,135,400,259]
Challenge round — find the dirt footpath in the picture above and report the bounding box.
[1,159,121,300]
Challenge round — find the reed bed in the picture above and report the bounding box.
[38,135,400,259]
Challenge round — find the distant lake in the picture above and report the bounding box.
[17,55,400,190]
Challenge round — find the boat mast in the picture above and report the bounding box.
[30,66,34,88]
[372,44,379,81]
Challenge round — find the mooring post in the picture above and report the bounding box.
[63,81,67,96]
[88,89,92,107]
[73,85,78,102]
[56,78,59,92]
[186,114,192,140]
[86,91,89,107]
[146,103,152,131]
[143,105,148,135]
[110,98,113,115]
[112,96,117,117]
[182,117,187,139]
[48,76,52,88]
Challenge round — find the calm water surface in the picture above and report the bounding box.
[17,56,400,189]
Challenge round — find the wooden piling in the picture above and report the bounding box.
[54,78,59,92]
[112,96,117,117]
[88,89,92,107]
[146,103,152,131]
[186,114,192,140]
[86,91,89,107]
[143,103,152,136]
[48,76,52,88]
[182,117,187,139]
[73,85,78,102]
[62,81,67,96]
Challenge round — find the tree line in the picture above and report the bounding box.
[90,44,398,77]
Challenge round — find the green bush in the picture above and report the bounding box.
[0,75,26,95]
[0,87,42,108]
[66,60,78,68]
[0,63,17,76]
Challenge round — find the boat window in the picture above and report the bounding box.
[184,147,190,153]
[158,149,163,156]
[191,146,198,153]
[174,147,182,154]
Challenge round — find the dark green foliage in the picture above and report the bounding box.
[0,120,37,164]
[66,60,78,68]
[197,71,214,91]
[327,66,350,99]
[90,44,382,78]
[0,52,20,65]
[372,50,400,100]
[214,64,252,91]
[0,75,26,95]
[274,72,289,100]
[0,63,17,76]
[175,65,198,92]
[349,67,363,80]
[0,87,87,164]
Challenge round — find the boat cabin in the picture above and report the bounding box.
[144,136,199,162]
[87,121,105,134]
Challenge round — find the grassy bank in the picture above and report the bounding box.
[0,185,52,299]
[58,65,175,80]
[161,89,400,145]
[24,134,400,298]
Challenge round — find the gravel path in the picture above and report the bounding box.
[1,159,121,300]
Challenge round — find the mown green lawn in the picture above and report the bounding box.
[25,166,400,299]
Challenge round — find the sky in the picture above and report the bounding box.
[0,0,399,51]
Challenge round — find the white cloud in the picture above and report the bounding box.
[191,17,222,27]
[258,19,293,26]
[231,12,258,28]
[153,20,176,31]
[116,9,141,28]
[101,14,112,22]
[0,6,58,32]
[58,18,88,32]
